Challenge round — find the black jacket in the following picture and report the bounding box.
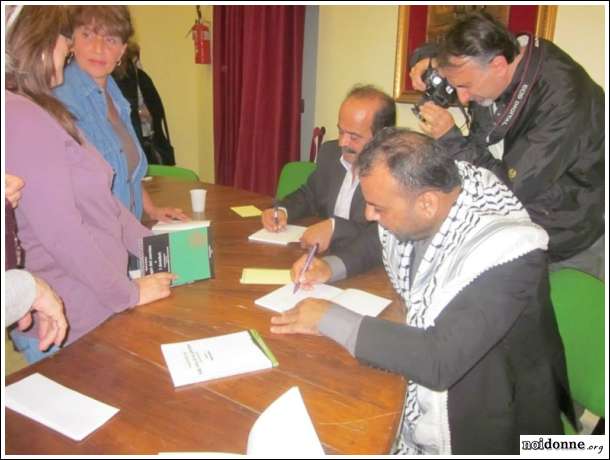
[114,62,176,166]
[356,250,572,454]
[416,38,605,262]
[278,140,373,251]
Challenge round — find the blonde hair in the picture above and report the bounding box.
[5,6,81,144]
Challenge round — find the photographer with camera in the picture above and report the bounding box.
[410,12,604,280]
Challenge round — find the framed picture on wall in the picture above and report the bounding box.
[393,5,558,103]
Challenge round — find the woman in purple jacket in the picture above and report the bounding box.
[5,5,175,364]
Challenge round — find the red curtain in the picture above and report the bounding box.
[213,6,305,195]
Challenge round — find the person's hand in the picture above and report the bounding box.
[417,102,456,139]
[147,206,189,223]
[5,174,25,208]
[300,219,333,253]
[290,255,332,290]
[261,208,287,232]
[270,298,332,335]
[135,272,176,305]
[16,276,68,351]
[410,58,436,92]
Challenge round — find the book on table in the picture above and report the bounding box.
[161,329,278,387]
[255,283,392,316]
[143,220,213,286]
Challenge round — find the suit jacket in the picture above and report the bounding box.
[279,140,371,249]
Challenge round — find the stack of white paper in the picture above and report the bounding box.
[247,225,306,245]
[5,373,119,441]
[255,283,391,316]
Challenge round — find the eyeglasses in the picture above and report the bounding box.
[75,28,123,48]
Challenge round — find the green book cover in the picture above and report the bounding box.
[142,226,214,286]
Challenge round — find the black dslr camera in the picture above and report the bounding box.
[411,65,458,120]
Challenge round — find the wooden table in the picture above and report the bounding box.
[5,177,406,455]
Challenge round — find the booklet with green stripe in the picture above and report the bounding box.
[161,330,278,387]
[142,223,213,286]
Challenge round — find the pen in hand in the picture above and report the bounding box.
[293,243,318,294]
[273,201,279,228]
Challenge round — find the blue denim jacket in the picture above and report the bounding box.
[54,61,148,219]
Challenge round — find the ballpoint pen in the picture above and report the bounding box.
[293,243,318,294]
[273,201,279,228]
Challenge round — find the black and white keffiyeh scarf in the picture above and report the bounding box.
[382,161,548,454]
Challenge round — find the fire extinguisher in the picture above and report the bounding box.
[191,7,210,64]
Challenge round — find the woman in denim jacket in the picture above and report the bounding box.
[54,5,187,223]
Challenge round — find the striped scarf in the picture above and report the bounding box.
[381,161,548,454]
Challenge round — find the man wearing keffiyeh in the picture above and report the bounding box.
[271,128,573,454]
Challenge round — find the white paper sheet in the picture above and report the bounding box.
[159,387,324,456]
[5,373,119,441]
[254,283,343,313]
[247,387,324,456]
[255,283,391,316]
[247,225,306,245]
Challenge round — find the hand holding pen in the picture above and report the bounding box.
[273,200,279,227]
[262,202,287,232]
[293,243,319,294]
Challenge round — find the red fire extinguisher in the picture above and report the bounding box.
[192,19,211,64]
[191,6,210,64]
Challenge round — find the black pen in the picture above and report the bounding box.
[293,243,318,294]
[273,200,279,228]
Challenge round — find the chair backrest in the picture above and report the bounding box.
[147,165,199,182]
[309,126,326,163]
[549,268,605,418]
[276,161,317,200]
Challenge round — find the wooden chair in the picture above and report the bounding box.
[309,126,326,163]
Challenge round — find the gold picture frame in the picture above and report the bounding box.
[393,5,558,103]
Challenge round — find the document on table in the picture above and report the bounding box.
[231,205,262,217]
[248,225,306,245]
[159,386,323,456]
[5,373,119,441]
[254,283,391,316]
[247,386,324,456]
[240,268,292,285]
[152,220,210,234]
[161,330,278,387]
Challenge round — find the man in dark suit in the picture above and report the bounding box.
[261,85,396,252]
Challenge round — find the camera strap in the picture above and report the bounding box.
[485,34,544,145]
